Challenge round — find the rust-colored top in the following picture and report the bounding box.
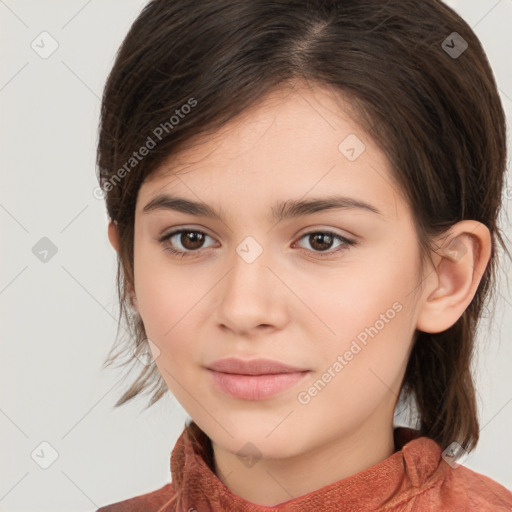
[97,422,512,511]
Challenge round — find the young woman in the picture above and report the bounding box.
[95,0,512,510]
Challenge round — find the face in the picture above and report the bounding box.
[132,83,425,460]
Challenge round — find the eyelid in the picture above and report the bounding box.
[158,227,217,248]
[293,229,356,255]
[157,224,215,241]
[295,224,358,240]
[158,224,356,242]
[158,225,357,260]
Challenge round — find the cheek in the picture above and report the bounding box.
[297,301,416,431]
[300,245,420,344]
[304,244,420,396]
[132,246,216,391]
[133,240,202,334]
[134,268,200,400]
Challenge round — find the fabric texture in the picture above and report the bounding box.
[96,421,512,511]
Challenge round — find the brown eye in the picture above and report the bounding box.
[160,229,216,257]
[179,231,206,250]
[308,232,335,251]
[295,230,356,257]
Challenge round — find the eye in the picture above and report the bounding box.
[294,230,356,257]
[159,228,356,259]
[159,229,216,258]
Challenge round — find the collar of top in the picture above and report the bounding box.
[168,421,444,512]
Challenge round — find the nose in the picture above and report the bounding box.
[214,240,289,336]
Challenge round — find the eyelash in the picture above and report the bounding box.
[159,228,356,259]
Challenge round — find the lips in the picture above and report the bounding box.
[206,357,307,375]
[205,357,310,400]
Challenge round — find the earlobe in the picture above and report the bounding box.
[416,221,491,334]
[108,219,120,253]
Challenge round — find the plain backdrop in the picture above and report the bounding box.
[1,1,511,511]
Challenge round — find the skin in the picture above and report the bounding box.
[108,82,491,506]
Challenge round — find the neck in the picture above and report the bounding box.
[212,414,396,507]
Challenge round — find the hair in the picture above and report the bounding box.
[96,0,508,453]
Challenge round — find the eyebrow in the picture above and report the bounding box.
[142,193,383,222]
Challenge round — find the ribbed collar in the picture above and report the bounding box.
[168,421,446,511]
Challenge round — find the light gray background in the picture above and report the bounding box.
[1,1,511,511]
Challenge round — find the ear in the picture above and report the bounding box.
[108,219,120,253]
[107,219,139,312]
[416,221,492,334]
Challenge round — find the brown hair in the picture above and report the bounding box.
[96,0,508,452]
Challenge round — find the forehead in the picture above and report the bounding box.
[146,83,360,176]
[136,83,404,221]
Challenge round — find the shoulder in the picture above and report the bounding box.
[396,434,512,511]
[95,482,177,512]
[431,463,512,511]
[449,464,512,509]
